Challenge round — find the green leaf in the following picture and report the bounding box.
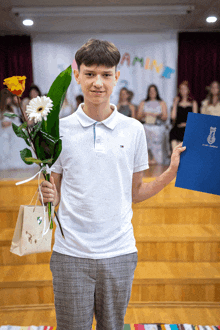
[25,157,53,165]
[50,138,62,167]
[12,123,31,147]
[4,112,20,119]
[31,121,42,140]
[41,65,72,139]
[20,148,33,165]
[18,122,28,130]
[34,130,60,162]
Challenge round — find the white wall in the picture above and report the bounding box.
[32,32,178,113]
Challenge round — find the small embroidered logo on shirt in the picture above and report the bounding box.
[120,145,124,148]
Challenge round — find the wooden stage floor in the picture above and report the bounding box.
[0,165,169,181]
[1,163,220,325]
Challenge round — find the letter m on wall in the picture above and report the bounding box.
[132,57,144,67]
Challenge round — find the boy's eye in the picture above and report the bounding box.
[104,74,111,77]
[86,73,93,77]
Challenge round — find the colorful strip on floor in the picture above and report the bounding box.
[0,325,220,330]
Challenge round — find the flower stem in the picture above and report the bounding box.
[42,171,65,239]
[17,96,38,158]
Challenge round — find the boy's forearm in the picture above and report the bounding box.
[133,167,176,204]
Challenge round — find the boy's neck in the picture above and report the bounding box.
[82,100,114,122]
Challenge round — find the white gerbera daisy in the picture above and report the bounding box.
[26,96,53,123]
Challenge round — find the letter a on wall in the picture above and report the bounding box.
[120,53,131,66]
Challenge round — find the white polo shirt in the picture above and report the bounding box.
[50,103,149,259]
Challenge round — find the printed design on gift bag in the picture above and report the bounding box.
[26,231,38,244]
[207,127,216,145]
[202,127,218,148]
[26,231,33,243]
[37,216,42,225]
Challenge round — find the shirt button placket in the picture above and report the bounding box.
[95,124,103,152]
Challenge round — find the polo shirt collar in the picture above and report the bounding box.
[76,103,119,130]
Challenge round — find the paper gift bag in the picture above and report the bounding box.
[10,204,54,256]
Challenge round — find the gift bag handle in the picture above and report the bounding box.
[29,183,50,237]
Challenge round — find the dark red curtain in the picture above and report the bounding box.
[0,35,33,99]
[178,32,220,110]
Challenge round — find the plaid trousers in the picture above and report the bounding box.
[50,250,138,330]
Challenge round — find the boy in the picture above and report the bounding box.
[40,39,186,330]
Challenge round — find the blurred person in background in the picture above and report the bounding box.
[0,89,27,170]
[137,84,168,165]
[117,87,136,118]
[169,81,197,152]
[11,95,22,124]
[127,90,138,119]
[0,90,15,128]
[59,95,74,118]
[74,94,84,112]
[200,81,220,116]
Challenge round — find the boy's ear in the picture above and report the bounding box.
[74,69,80,85]
[114,70,120,86]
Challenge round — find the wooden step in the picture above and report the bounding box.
[1,262,220,306]
[134,224,220,262]
[133,207,220,225]
[1,177,220,209]
[1,203,219,233]
[0,302,220,326]
[0,179,40,208]
[1,225,220,265]
[0,227,55,265]
[1,205,219,229]
[0,205,59,230]
[129,302,220,325]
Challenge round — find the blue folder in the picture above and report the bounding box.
[175,112,220,196]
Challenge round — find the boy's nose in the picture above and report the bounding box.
[93,75,103,88]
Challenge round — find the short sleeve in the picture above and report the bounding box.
[133,123,149,173]
[50,152,63,174]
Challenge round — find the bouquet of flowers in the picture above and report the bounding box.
[2,66,72,238]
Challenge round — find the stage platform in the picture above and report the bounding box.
[1,165,220,325]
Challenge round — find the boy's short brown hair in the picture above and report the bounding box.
[75,39,121,70]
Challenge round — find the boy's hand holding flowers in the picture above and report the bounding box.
[39,176,58,206]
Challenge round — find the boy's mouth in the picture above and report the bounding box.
[91,90,104,93]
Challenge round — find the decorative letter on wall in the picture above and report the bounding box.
[150,60,163,73]
[145,57,151,70]
[120,53,131,66]
[120,80,129,88]
[161,66,175,79]
[132,57,144,67]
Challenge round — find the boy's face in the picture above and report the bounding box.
[74,64,120,106]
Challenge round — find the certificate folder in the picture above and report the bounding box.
[175,112,220,196]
